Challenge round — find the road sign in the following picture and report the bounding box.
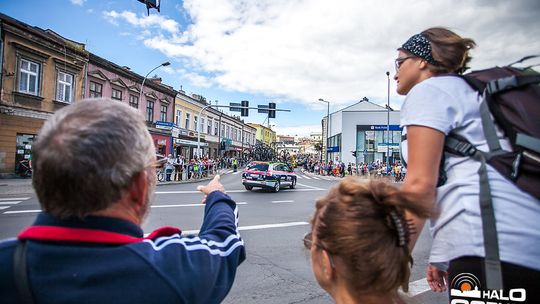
[229,102,241,112]
[257,104,269,113]
[327,146,339,152]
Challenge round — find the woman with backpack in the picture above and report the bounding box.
[396,27,540,301]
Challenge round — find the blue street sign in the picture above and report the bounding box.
[229,102,241,112]
[327,146,339,152]
[257,104,269,113]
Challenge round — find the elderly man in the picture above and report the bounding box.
[0,99,245,304]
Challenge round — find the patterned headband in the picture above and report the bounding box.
[400,33,438,66]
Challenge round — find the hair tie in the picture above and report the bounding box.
[400,33,439,66]
[389,209,409,247]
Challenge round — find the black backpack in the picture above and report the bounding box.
[442,55,540,290]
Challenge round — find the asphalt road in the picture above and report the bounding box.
[0,170,448,303]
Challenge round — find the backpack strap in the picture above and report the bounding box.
[479,97,503,153]
[13,241,34,304]
[486,74,540,95]
[444,136,504,290]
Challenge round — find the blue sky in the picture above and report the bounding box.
[1,0,539,136]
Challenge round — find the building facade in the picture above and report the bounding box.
[322,99,401,165]
[173,94,256,159]
[0,13,89,176]
[247,123,276,147]
[87,53,177,156]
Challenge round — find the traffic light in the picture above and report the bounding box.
[268,102,276,118]
[241,100,249,116]
[352,151,357,157]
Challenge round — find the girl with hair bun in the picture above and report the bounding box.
[395,27,540,300]
[305,178,429,304]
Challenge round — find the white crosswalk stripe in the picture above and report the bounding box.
[232,171,242,175]
[311,176,321,180]
[0,197,31,213]
[302,175,312,180]
[296,175,302,179]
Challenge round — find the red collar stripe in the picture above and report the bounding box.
[18,225,182,245]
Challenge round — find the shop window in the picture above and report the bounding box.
[15,134,35,174]
[89,81,103,98]
[18,58,40,95]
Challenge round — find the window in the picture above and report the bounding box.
[18,58,40,95]
[214,120,218,135]
[175,110,182,127]
[89,82,102,98]
[207,118,212,134]
[129,95,138,108]
[226,126,230,139]
[146,100,154,122]
[185,113,191,129]
[160,105,167,121]
[56,71,74,103]
[201,118,205,134]
[111,88,122,101]
[194,116,198,131]
[221,124,225,137]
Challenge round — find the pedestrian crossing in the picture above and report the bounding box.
[0,197,31,212]
[223,169,343,181]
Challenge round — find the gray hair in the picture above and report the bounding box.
[32,98,155,218]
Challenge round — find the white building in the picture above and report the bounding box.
[322,99,401,165]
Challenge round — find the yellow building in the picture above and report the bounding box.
[247,123,276,146]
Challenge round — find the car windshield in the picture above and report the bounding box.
[247,163,269,171]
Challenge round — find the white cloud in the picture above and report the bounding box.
[103,10,180,34]
[274,124,321,138]
[70,0,86,6]
[108,0,540,107]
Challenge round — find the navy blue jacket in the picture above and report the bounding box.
[0,191,245,304]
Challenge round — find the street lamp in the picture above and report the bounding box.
[386,71,391,175]
[318,98,330,164]
[139,61,171,107]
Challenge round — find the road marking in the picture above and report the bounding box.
[311,176,321,180]
[0,206,10,210]
[156,188,324,194]
[401,278,431,297]
[3,209,41,214]
[0,197,30,201]
[0,201,22,205]
[178,221,310,235]
[152,202,248,208]
[302,175,312,179]
[296,175,302,179]
[296,182,324,190]
[232,171,242,175]
[271,200,294,204]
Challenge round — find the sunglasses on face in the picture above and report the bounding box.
[394,56,416,72]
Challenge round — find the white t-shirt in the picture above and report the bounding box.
[400,76,540,271]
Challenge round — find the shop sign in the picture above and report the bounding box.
[377,143,400,153]
[327,146,339,152]
[157,139,167,145]
[174,139,208,147]
[370,125,401,131]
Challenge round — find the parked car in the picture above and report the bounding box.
[242,161,297,192]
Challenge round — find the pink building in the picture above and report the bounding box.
[87,53,177,155]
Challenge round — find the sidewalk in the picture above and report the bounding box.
[0,169,231,195]
[0,178,34,195]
